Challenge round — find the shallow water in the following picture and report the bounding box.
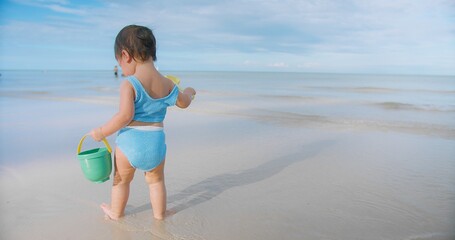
[0,70,454,239]
[1,70,454,137]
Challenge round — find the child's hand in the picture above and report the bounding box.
[90,127,105,142]
[176,87,196,108]
[183,87,196,99]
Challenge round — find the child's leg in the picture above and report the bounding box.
[101,148,135,220]
[145,160,166,220]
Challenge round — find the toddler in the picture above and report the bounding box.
[90,25,196,220]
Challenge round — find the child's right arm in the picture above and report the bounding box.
[176,87,196,109]
[90,80,135,141]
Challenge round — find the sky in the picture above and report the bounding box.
[0,0,454,75]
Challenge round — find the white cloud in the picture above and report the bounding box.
[268,62,289,68]
[1,0,454,74]
[45,4,86,15]
[13,0,70,5]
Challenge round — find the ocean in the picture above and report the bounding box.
[1,70,454,138]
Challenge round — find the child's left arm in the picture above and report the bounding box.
[176,87,196,109]
[90,80,135,141]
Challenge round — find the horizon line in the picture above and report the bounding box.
[0,69,454,77]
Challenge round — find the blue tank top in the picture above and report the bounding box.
[127,76,179,123]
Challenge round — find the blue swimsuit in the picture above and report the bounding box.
[116,76,179,171]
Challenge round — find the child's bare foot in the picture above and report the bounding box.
[165,209,176,217]
[154,209,176,220]
[100,203,120,220]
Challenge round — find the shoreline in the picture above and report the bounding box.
[1,69,454,78]
[2,92,454,141]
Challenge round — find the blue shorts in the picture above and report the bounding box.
[115,126,166,171]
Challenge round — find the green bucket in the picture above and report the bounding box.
[77,135,112,183]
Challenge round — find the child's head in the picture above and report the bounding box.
[114,25,157,63]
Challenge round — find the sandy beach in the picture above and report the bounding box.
[1,71,454,239]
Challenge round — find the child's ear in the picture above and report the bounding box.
[122,50,132,63]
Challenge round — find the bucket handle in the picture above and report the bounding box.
[77,135,112,154]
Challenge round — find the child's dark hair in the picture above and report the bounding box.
[114,25,157,62]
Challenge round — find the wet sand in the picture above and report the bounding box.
[1,91,455,239]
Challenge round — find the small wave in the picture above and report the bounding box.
[257,94,349,105]
[213,108,455,139]
[85,86,118,93]
[353,87,398,93]
[406,232,455,240]
[259,94,311,100]
[29,91,51,95]
[0,91,117,105]
[302,86,400,93]
[352,87,455,94]
[303,86,455,95]
[375,102,455,112]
